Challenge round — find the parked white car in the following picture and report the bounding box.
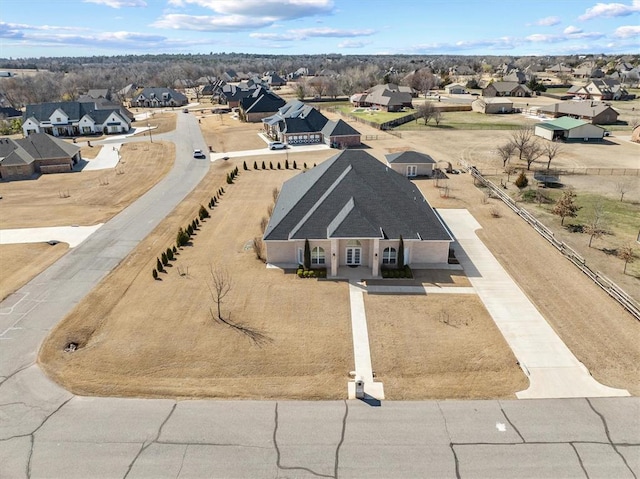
[268,141,287,150]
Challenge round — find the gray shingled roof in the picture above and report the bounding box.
[264,150,452,242]
[321,119,360,137]
[0,133,79,166]
[24,101,128,125]
[263,100,330,134]
[385,151,436,164]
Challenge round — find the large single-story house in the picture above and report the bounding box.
[263,150,453,277]
[385,151,436,177]
[350,84,414,112]
[482,82,532,98]
[22,101,132,137]
[0,133,81,180]
[537,101,619,124]
[534,117,605,142]
[262,100,361,147]
[471,97,514,114]
[129,87,188,108]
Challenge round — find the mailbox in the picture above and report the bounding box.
[355,377,365,399]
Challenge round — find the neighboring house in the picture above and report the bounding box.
[534,117,605,142]
[238,88,286,123]
[573,63,604,79]
[503,70,528,84]
[0,133,81,180]
[537,101,619,124]
[350,83,414,112]
[471,97,514,114]
[262,100,361,147]
[482,82,532,98]
[263,149,453,277]
[385,151,436,177]
[0,107,22,119]
[80,89,112,101]
[129,87,188,108]
[582,79,628,101]
[546,63,573,74]
[219,84,258,108]
[263,72,287,87]
[22,101,132,137]
[444,83,467,94]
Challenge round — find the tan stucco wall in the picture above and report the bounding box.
[409,240,450,264]
[389,163,434,177]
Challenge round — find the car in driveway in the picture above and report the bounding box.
[268,141,287,150]
[193,149,206,159]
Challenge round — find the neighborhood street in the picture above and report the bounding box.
[0,114,638,478]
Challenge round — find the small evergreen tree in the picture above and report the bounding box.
[303,239,311,270]
[270,161,274,170]
[162,252,168,265]
[199,205,210,219]
[397,235,405,270]
[187,224,194,236]
[304,162,307,169]
[152,268,158,280]
[221,187,225,194]
[285,159,289,169]
[254,160,258,170]
[262,161,266,170]
[514,171,528,188]
[226,173,233,184]
[157,257,164,273]
[277,162,282,169]
[167,248,174,261]
[243,161,248,171]
[172,246,177,254]
[234,166,239,175]
[293,160,297,169]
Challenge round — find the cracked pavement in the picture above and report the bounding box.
[1,114,638,478]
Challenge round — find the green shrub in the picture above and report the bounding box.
[270,161,274,170]
[187,224,194,236]
[199,205,210,220]
[152,268,158,280]
[176,227,189,247]
[172,246,177,254]
[157,258,164,273]
[515,172,528,188]
[226,173,233,184]
[243,161,248,171]
[277,162,281,170]
[304,162,307,169]
[262,161,266,170]
[285,159,289,169]
[161,252,168,265]
[167,248,174,261]
[254,161,258,170]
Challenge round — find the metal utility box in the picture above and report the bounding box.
[355,378,365,399]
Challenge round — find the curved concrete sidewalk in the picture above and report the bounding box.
[0,224,103,248]
[438,209,629,399]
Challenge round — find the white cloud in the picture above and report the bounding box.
[83,0,147,7]
[614,25,640,37]
[526,34,563,42]
[250,27,374,42]
[564,25,583,34]
[578,0,640,21]
[153,0,335,32]
[337,40,371,49]
[535,16,561,26]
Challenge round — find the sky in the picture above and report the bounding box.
[0,0,639,58]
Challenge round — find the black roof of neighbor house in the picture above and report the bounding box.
[264,150,452,242]
[240,89,286,113]
[386,151,436,164]
[24,101,128,124]
[321,119,360,137]
[0,107,22,118]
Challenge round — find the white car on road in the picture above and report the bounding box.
[268,141,287,150]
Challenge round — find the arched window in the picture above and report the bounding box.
[311,246,325,265]
[382,247,396,264]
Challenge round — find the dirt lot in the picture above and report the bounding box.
[0,243,68,300]
[38,116,640,398]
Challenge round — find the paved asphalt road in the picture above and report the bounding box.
[1,114,638,478]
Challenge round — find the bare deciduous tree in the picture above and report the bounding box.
[496,142,516,167]
[583,201,606,247]
[416,101,438,125]
[522,139,543,170]
[542,141,562,171]
[617,244,636,274]
[615,180,633,202]
[510,126,534,161]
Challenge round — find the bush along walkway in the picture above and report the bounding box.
[151,167,238,280]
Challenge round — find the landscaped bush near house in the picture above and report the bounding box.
[199,205,210,220]
[381,265,413,279]
[296,267,327,279]
[167,248,174,261]
[156,257,164,273]
[152,268,158,280]
[161,252,168,266]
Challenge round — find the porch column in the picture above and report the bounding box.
[372,238,380,277]
[330,239,338,277]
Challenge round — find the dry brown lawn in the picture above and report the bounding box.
[0,141,174,229]
[199,115,265,152]
[365,294,528,399]
[130,112,177,137]
[79,144,102,159]
[0,243,68,300]
[39,162,354,399]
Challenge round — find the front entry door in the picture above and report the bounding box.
[346,247,362,265]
